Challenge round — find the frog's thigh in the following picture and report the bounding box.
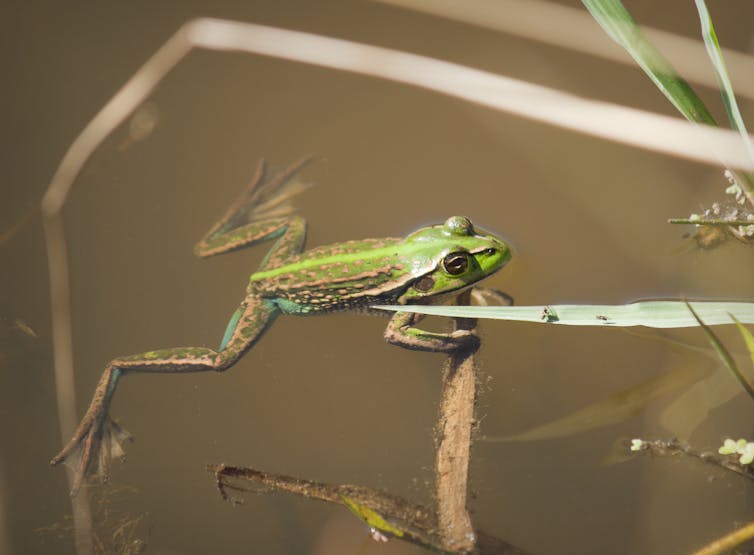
[258,216,306,270]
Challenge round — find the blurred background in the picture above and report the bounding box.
[3,1,754,554]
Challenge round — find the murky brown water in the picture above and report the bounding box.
[4,1,754,554]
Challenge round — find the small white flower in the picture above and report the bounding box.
[726,183,743,198]
[740,443,754,465]
[719,438,740,455]
[630,439,645,452]
[719,438,749,456]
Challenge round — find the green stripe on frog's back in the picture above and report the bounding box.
[248,237,423,314]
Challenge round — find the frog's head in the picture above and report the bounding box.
[399,216,511,304]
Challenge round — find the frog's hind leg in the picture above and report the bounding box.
[51,296,278,496]
[194,156,312,259]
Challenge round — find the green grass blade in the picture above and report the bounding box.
[685,301,754,400]
[731,314,754,368]
[695,1,749,137]
[582,0,716,125]
[373,301,754,328]
[694,0,754,197]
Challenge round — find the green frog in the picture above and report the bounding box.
[51,156,512,496]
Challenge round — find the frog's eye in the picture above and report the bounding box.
[442,252,470,275]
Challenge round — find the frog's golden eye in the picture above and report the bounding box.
[442,252,470,275]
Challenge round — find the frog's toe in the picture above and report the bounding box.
[96,417,133,478]
[52,417,132,496]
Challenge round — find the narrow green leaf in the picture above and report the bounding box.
[582,0,716,125]
[584,0,754,202]
[694,2,750,139]
[730,314,754,369]
[374,301,754,329]
[685,301,754,400]
[694,0,754,195]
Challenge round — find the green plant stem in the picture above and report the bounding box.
[685,301,754,400]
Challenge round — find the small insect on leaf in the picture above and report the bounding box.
[540,306,559,323]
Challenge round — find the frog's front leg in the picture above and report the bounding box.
[384,310,480,354]
[384,287,512,353]
[51,296,278,496]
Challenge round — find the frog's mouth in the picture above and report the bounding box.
[409,284,479,306]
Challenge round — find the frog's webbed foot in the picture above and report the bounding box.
[51,413,132,497]
[239,156,314,223]
[51,365,133,498]
[194,156,314,259]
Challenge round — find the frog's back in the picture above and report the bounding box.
[281,238,402,266]
[249,237,415,314]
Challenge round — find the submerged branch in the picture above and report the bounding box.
[207,464,439,547]
[631,438,754,480]
[207,463,530,554]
